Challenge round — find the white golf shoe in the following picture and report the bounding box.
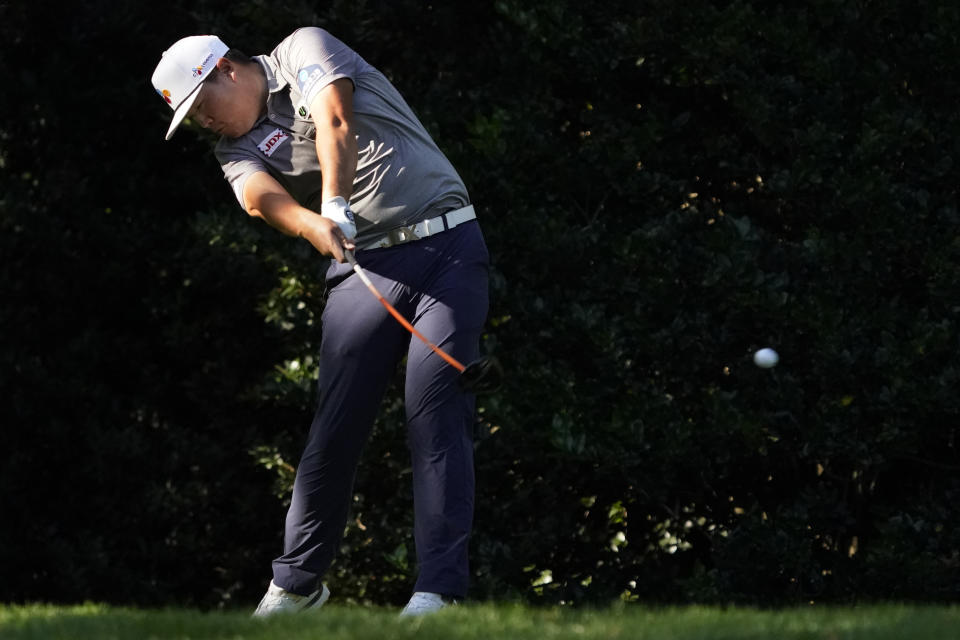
[252,580,330,617]
[400,591,455,616]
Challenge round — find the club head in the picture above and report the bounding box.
[458,356,503,394]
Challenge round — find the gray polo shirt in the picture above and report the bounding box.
[215,27,470,244]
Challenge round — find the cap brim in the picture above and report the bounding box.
[164,81,205,141]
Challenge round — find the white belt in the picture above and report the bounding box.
[359,205,476,251]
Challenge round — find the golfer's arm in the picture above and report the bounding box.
[242,171,319,238]
[310,78,357,201]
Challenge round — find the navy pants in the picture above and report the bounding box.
[271,220,489,599]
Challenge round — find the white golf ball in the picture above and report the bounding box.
[753,348,779,368]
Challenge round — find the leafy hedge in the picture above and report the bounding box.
[1,0,957,608]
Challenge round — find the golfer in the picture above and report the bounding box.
[151,27,489,617]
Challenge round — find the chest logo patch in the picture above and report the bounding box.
[258,128,289,157]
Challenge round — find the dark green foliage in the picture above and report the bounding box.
[1,0,957,609]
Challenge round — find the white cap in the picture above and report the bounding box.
[151,35,229,140]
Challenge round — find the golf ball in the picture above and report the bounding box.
[753,348,779,368]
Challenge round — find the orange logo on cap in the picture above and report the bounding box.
[159,89,173,105]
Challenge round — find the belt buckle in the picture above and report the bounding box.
[386,224,420,247]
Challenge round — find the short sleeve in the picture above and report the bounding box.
[215,143,266,209]
[276,27,363,108]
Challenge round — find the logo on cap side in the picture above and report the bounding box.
[193,53,216,78]
[158,89,173,104]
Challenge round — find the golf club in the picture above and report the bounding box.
[343,249,502,394]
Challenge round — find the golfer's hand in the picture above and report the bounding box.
[301,215,356,263]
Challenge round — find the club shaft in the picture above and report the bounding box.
[347,254,466,372]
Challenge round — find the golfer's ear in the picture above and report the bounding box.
[215,57,235,80]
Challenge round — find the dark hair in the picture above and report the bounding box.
[224,48,252,64]
[203,49,251,85]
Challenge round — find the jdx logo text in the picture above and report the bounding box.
[258,128,289,157]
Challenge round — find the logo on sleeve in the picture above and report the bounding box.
[258,128,289,157]
[297,64,326,98]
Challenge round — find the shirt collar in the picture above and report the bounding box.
[254,54,287,94]
[250,55,292,128]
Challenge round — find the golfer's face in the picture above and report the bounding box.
[189,75,257,138]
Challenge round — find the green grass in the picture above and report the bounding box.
[1,603,958,640]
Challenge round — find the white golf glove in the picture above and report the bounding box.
[320,196,357,239]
